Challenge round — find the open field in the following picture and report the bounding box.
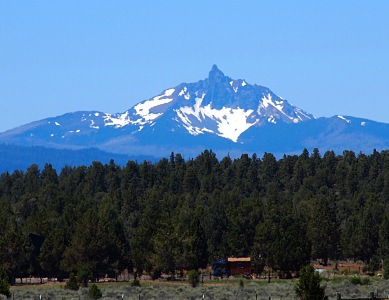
[4,277,389,300]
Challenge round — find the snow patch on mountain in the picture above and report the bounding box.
[175,93,256,142]
[179,87,190,100]
[134,88,175,121]
[258,93,313,124]
[268,116,276,124]
[295,108,314,120]
[338,115,351,123]
[103,111,132,128]
[103,89,175,129]
[90,120,99,129]
[260,94,284,111]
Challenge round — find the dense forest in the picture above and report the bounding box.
[1,148,389,282]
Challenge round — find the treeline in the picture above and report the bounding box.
[1,148,389,281]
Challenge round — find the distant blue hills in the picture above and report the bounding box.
[0,144,158,173]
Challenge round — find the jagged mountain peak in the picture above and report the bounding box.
[208,64,228,83]
[99,66,316,142]
[1,66,388,165]
[0,67,317,149]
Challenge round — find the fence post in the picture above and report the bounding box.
[336,292,341,300]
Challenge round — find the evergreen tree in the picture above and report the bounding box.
[348,195,383,262]
[382,255,389,280]
[379,214,389,256]
[40,219,69,275]
[184,209,208,270]
[266,221,311,275]
[3,149,389,282]
[88,284,102,299]
[0,265,11,298]
[78,266,93,287]
[65,272,79,291]
[308,197,340,265]
[151,213,179,275]
[187,270,199,287]
[295,264,328,300]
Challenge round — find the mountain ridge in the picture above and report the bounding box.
[1,65,389,165]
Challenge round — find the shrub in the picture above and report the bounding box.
[341,269,349,275]
[349,277,362,285]
[369,255,381,272]
[361,277,370,285]
[78,267,93,287]
[151,267,162,280]
[295,265,328,300]
[383,256,389,280]
[88,284,102,299]
[332,269,340,275]
[333,262,339,271]
[0,265,11,298]
[65,273,79,291]
[188,270,199,288]
[130,278,141,287]
[239,279,244,288]
[363,255,381,275]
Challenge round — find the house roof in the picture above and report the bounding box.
[227,257,251,262]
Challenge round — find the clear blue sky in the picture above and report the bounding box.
[1,1,389,133]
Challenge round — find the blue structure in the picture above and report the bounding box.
[212,259,230,277]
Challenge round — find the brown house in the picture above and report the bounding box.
[228,257,251,275]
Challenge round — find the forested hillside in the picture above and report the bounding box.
[1,148,389,281]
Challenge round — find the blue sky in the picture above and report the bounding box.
[1,1,389,133]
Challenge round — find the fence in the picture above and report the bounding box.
[337,291,389,300]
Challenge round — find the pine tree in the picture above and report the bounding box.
[184,209,208,270]
[0,265,11,298]
[379,214,389,256]
[88,284,102,299]
[308,197,340,265]
[78,266,93,287]
[382,255,389,280]
[295,264,328,300]
[65,272,79,291]
[187,270,199,287]
[266,221,311,275]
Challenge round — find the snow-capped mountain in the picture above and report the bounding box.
[1,65,389,163]
[0,65,314,144]
[101,64,315,143]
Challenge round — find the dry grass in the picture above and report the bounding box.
[6,277,389,300]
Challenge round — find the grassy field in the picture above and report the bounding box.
[4,277,389,300]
